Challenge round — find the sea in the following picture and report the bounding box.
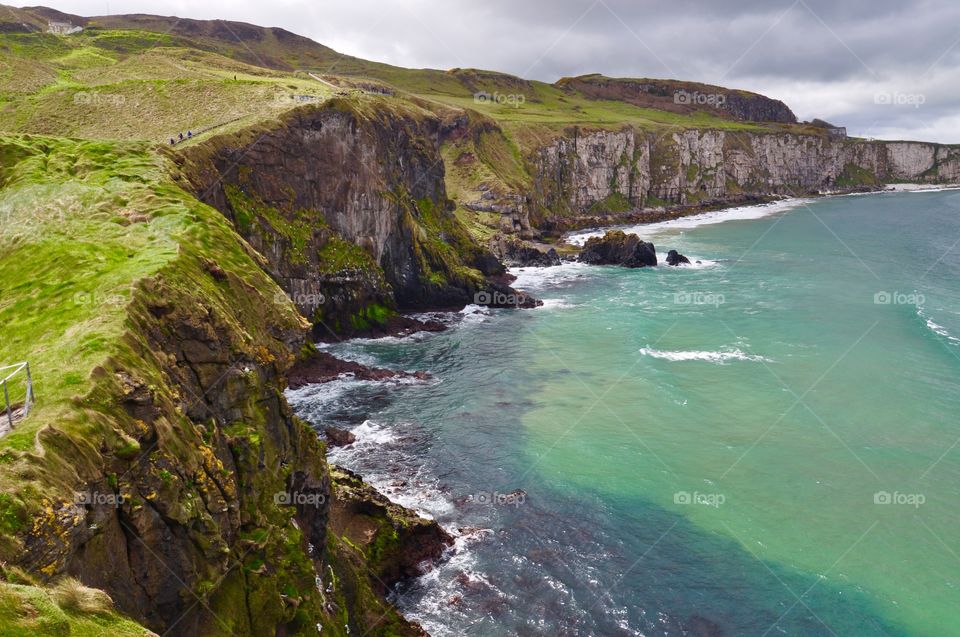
[287,188,960,636]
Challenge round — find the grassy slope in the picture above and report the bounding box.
[0,11,881,633]
[0,133,320,635]
[0,17,828,244]
[0,24,791,145]
[0,575,156,636]
[0,30,335,142]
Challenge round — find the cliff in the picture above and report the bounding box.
[3,10,960,636]
[0,133,451,635]
[179,97,512,336]
[452,124,960,234]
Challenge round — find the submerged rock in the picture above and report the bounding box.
[579,230,657,267]
[666,249,692,266]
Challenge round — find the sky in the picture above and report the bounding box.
[14,0,960,142]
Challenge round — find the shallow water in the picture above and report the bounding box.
[288,190,960,636]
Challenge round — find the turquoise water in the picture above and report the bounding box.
[288,190,960,636]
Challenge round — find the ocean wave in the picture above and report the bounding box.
[313,342,382,367]
[328,420,455,519]
[284,375,372,407]
[565,198,812,245]
[509,261,595,289]
[399,527,502,637]
[917,307,960,345]
[534,298,577,310]
[886,183,960,193]
[638,347,773,363]
[654,252,720,269]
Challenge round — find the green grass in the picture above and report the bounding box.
[0,580,156,636]
[0,136,182,450]
[0,130,304,485]
[0,32,333,142]
[836,162,881,187]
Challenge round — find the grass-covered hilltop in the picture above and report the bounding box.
[1,3,959,635]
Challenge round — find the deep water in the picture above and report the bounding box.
[288,190,960,636]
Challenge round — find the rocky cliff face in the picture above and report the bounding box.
[529,127,960,220]
[0,134,451,637]
[181,98,506,336]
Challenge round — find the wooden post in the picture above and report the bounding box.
[24,362,32,417]
[3,380,11,430]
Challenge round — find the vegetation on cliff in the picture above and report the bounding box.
[0,133,445,635]
[2,6,960,635]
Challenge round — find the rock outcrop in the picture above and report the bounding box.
[579,231,657,267]
[0,134,449,637]
[181,99,521,338]
[489,234,561,267]
[666,250,691,266]
[529,127,960,224]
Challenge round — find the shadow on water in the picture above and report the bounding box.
[290,370,908,635]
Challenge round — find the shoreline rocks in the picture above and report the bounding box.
[666,250,691,266]
[288,350,430,389]
[578,230,657,267]
[489,233,561,267]
[323,425,357,447]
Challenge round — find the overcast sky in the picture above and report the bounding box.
[15,0,960,142]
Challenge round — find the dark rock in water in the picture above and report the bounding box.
[288,350,430,388]
[579,230,657,267]
[686,615,725,636]
[323,426,356,447]
[490,234,561,267]
[666,249,692,266]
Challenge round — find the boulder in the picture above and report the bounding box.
[324,426,357,447]
[489,234,561,267]
[578,230,657,267]
[666,249,691,266]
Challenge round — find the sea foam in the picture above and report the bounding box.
[638,347,773,363]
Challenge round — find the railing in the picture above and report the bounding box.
[1,362,33,430]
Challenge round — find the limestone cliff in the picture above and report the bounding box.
[525,127,960,225]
